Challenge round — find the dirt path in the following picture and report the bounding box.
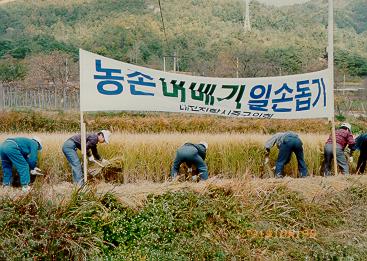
[1,175,366,207]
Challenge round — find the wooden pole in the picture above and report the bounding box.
[173,52,176,72]
[80,111,88,183]
[236,57,239,78]
[0,84,3,110]
[328,0,338,175]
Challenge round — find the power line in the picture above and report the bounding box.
[157,0,168,45]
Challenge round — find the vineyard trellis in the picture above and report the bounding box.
[0,83,79,110]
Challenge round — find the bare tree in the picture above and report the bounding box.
[23,51,78,109]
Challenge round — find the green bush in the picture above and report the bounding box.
[265,47,303,74]
[0,189,105,259]
[1,184,367,259]
[0,60,26,82]
[335,50,367,76]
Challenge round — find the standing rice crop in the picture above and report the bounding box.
[0,132,329,184]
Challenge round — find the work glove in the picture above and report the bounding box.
[264,157,269,164]
[349,156,354,163]
[171,173,179,182]
[88,155,94,162]
[30,167,43,176]
[187,167,193,173]
[101,159,109,165]
[192,175,198,182]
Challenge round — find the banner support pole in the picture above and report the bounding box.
[331,119,338,175]
[328,0,337,175]
[80,111,88,183]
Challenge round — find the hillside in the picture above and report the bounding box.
[0,0,366,83]
[0,0,15,5]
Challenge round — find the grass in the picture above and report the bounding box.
[0,132,336,184]
[0,187,105,259]
[1,178,367,260]
[1,110,366,134]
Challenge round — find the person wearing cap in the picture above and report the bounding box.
[264,131,308,178]
[324,122,355,176]
[171,141,209,181]
[354,133,367,174]
[0,136,42,192]
[62,130,111,186]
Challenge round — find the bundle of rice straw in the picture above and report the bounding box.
[88,157,123,182]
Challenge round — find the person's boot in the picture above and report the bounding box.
[275,173,284,179]
[21,185,31,193]
[323,171,331,177]
[2,185,12,193]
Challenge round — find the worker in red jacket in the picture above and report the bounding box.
[324,123,355,176]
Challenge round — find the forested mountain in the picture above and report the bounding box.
[0,0,366,83]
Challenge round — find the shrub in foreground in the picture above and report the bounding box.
[1,183,367,259]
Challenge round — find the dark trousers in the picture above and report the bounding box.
[171,145,208,180]
[357,140,367,174]
[324,143,349,175]
[276,136,308,177]
[62,139,84,186]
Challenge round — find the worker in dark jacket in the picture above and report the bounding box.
[324,122,355,176]
[62,130,111,186]
[171,142,209,181]
[355,133,367,174]
[265,132,308,178]
[0,137,42,192]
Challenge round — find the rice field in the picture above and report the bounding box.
[1,131,367,260]
[0,132,334,184]
[2,110,367,134]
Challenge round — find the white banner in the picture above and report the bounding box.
[80,49,334,119]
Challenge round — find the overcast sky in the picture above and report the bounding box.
[256,0,311,6]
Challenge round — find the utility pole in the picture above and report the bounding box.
[163,53,185,72]
[63,58,69,110]
[65,58,69,83]
[236,57,239,78]
[173,51,177,72]
[244,0,251,32]
[0,83,3,110]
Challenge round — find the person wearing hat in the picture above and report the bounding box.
[0,136,42,192]
[171,141,209,181]
[62,130,111,186]
[354,133,367,174]
[264,131,308,178]
[324,122,355,176]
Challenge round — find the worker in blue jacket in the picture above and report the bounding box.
[0,137,42,192]
[355,133,367,174]
[265,132,308,178]
[171,141,209,181]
